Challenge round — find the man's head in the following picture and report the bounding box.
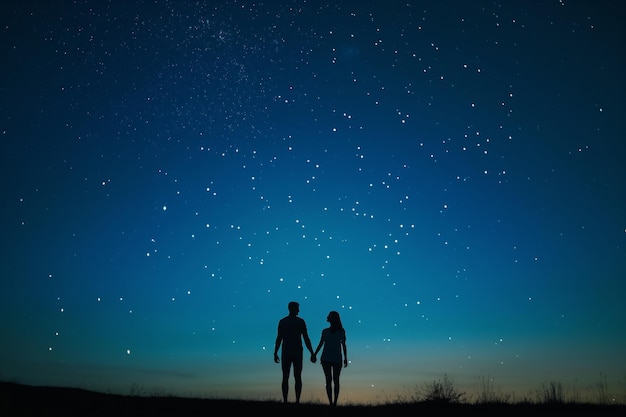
[288,301,299,315]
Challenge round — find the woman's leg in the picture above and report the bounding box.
[322,362,333,404]
[331,363,342,405]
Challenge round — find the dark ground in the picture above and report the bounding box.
[1,381,625,417]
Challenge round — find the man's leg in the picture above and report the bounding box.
[281,360,291,403]
[293,356,304,403]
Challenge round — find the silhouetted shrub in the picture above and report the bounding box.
[420,373,466,404]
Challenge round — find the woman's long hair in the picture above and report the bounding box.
[327,311,343,333]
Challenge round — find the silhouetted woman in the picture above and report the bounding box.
[313,310,348,406]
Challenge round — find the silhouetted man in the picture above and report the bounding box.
[274,301,315,403]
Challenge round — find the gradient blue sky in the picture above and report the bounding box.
[1,0,625,404]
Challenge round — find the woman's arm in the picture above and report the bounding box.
[314,336,324,355]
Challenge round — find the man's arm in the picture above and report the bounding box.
[302,326,314,355]
[342,330,348,367]
[274,325,282,363]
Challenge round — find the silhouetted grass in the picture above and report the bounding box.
[2,378,625,417]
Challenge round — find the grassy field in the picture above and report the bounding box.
[2,380,625,417]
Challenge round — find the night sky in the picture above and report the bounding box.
[1,0,625,404]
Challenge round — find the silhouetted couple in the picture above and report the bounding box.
[274,301,348,405]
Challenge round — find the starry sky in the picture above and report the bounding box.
[1,0,625,405]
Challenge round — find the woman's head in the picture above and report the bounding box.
[327,311,342,329]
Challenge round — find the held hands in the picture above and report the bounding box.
[310,353,317,363]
